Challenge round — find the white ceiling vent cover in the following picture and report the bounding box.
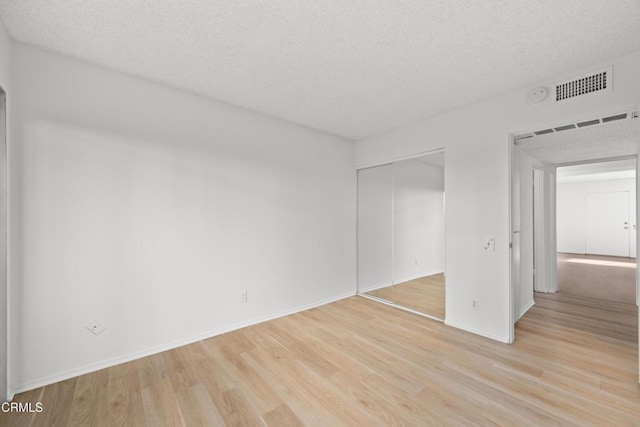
[554,66,612,101]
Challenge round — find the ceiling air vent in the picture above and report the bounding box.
[513,109,638,145]
[554,124,576,132]
[601,113,627,123]
[554,66,612,102]
[576,119,600,128]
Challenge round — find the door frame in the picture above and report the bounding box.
[508,108,640,343]
[508,111,640,385]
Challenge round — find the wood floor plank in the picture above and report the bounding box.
[242,347,350,426]
[262,404,305,427]
[175,384,226,426]
[201,335,283,415]
[135,352,169,390]
[140,379,185,427]
[0,388,43,427]
[162,345,200,393]
[32,378,76,427]
[107,361,145,427]
[67,369,109,427]
[4,292,640,426]
[261,319,340,378]
[218,388,263,427]
[191,341,235,395]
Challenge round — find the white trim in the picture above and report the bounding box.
[356,148,444,171]
[8,290,356,397]
[355,169,360,295]
[391,161,395,291]
[547,166,559,294]
[636,154,640,307]
[517,299,535,321]
[508,132,515,344]
[533,167,545,293]
[445,319,509,344]
[358,282,393,293]
[392,271,445,287]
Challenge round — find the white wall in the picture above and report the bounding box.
[8,43,356,394]
[0,22,8,88]
[557,178,637,257]
[0,19,10,402]
[393,159,445,283]
[355,49,640,342]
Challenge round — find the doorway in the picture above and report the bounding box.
[555,159,637,304]
[510,108,640,378]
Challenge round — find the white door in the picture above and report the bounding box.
[585,191,630,257]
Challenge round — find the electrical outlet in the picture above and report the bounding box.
[414,258,418,265]
[85,323,106,335]
[241,291,248,303]
[472,300,479,310]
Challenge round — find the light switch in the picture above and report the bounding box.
[483,237,495,252]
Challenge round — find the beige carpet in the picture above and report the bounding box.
[556,252,636,304]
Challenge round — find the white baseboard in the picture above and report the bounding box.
[517,299,535,321]
[394,270,444,285]
[8,290,356,399]
[358,282,392,293]
[444,319,510,344]
[359,271,444,294]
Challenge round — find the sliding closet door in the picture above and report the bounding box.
[357,164,393,300]
[392,155,445,319]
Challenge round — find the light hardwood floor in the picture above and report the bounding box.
[365,273,445,319]
[2,292,639,426]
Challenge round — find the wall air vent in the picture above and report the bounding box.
[554,66,612,102]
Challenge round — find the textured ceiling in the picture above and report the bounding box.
[556,159,636,183]
[1,1,640,139]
